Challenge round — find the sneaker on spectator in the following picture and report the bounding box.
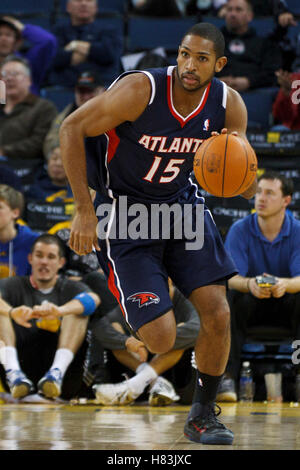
[93,380,139,405]
[148,376,180,406]
[216,375,237,402]
[38,368,62,398]
[6,369,34,399]
[295,374,300,402]
[184,402,234,445]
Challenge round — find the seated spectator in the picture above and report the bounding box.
[0,56,57,160]
[93,282,200,406]
[185,0,227,17]
[217,0,282,91]
[272,70,300,130]
[0,184,38,279]
[0,233,100,400]
[26,145,73,202]
[49,0,122,87]
[0,162,23,191]
[217,172,300,402]
[130,0,183,16]
[0,16,57,95]
[44,71,105,158]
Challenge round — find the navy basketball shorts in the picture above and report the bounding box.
[95,190,237,332]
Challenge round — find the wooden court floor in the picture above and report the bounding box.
[1,401,300,451]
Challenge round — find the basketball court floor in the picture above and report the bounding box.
[1,400,300,451]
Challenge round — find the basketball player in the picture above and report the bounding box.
[60,23,257,445]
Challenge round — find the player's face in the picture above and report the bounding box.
[255,179,291,219]
[177,35,226,92]
[0,199,19,231]
[29,242,65,284]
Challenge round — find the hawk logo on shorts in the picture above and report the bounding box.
[127,292,160,308]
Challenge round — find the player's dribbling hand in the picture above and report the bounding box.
[10,306,33,328]
[69,208,100,255]
[211,128,238,137]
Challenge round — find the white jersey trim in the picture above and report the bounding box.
[107,70,156,106]
[222,81,228,109]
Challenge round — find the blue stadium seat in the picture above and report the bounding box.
[287,23,300,42]
[41,86,74,112]
[202,16,276,37]
[241,87,278,129]
[127,15,198,52]
[60,0,128,14]
[286,0,300,15]
[16,14,52,30]
[0,0,54,14]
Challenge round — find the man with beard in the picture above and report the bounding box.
[60,22,257,445]
[0,234,99,400]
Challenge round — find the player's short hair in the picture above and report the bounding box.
[258,171,294,197]
[0,184,24,214]
[181,22,225,59]
[30,233,66,258]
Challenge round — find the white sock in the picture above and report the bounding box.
[0,346,20,371]
[127,363,158,395]
[50,348,74,377]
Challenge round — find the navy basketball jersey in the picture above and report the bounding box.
[86,66,227,203]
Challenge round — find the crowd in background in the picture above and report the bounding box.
[0,0,300,405]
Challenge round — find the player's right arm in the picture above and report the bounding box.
[59,73,151,255]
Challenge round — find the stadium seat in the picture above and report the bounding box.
[0,0,54,15]
[202,16,276,37]
[60,0,129,14]
[41,86,74,112]
[14,14,52,30]
[287,23,300,42]
[286,0,300,15]
[241,87,278,129]
[127,15,198,52]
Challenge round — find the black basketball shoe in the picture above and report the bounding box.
[184,402,234,445]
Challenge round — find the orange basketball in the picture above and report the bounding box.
[193,134,258,198]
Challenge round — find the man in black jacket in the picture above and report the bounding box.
[217,0,282,91]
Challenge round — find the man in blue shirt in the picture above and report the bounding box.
[0,184,38,279]
[217,171,300,402]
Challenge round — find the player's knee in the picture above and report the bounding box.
[137,311,176,354]
[201,305,230,336]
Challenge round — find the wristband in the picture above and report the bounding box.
[74,293,96,316]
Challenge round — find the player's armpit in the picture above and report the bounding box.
[224,87,248,138]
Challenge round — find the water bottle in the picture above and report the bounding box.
[239,361,254,402]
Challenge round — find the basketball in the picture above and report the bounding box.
[193,134,258,197]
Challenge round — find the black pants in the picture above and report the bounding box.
[226,290,300,382]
